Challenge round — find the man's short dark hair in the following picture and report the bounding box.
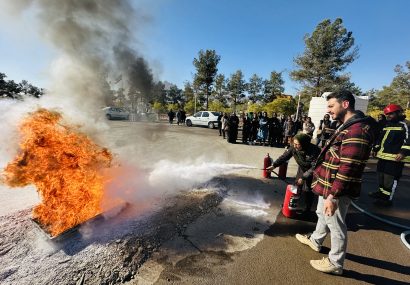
[326,90,355,109]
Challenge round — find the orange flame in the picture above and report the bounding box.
[2,108,112,236]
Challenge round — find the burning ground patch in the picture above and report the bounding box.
[0,189,222,285]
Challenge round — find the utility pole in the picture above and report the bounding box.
[194,91,197,114]
[295,92,302,119]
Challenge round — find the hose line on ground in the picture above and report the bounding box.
[401,231,410,249]
[351,201,410,250]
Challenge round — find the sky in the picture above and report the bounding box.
[0,0,409,95]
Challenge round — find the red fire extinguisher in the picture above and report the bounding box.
[282,184,300,218]
[278,161,288,180]
[263,153,273,178]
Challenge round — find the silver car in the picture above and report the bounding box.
[105,107,130,120]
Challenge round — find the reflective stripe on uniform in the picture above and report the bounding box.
[401,121,409,140]
[390,180,398,201]
[378,130,390,158]
[383,127,403,131]
[379,188,391,195]
[377,152,410,162]
[376,152,396,160]
[377,126,410,163]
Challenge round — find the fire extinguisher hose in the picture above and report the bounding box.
[351,201,410,250]
[261,168,290,184]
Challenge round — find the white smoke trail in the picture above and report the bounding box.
[82,160,257,239]
[149,160,256,192]
[101,160,257,212]
[83,159,251,238]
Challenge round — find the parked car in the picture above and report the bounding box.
[104,107,130,120]
[185,111,221,128]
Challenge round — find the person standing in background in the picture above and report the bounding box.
[242,115,251,144]
[294,117,303,134]
[316,114,332,147]
[168,109,175,124]
[257,112,269,146]
[227,113,239,143]
[376,113,387,139]
[302,117,316,138]
[250,114,259,145]
[176,109,182,125]
[269,112,282,146]
[283,116,296,147]
[221,112,229,139]
[217,112,223,136]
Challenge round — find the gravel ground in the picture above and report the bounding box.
[0,187,223,285]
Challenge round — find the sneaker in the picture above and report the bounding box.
[310,257,343,275]
[295,234,320,252]
[368,190,389,200]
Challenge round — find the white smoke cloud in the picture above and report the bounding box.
[101,160,256,213]
[0,0,155,125]
[69,160,256,240]
[0,0,156,166]
[0,99,38,168]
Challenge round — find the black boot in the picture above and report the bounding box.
[368,190,389,200]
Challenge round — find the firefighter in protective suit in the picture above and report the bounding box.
[369,104,410,205]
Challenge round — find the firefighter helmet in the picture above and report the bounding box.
[383,104,403,115]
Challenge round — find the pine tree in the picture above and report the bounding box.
[193,49,221,109]
[290,18,359,101]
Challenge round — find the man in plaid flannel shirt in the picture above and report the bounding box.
[295,90,377,275]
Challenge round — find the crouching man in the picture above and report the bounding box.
[295,90,377,275]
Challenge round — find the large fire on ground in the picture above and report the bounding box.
[2,109,113,237]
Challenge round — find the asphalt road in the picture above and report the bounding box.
[100,120,409,285]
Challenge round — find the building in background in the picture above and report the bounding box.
[308,92,369,139]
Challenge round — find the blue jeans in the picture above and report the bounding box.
[310,195,351,268]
